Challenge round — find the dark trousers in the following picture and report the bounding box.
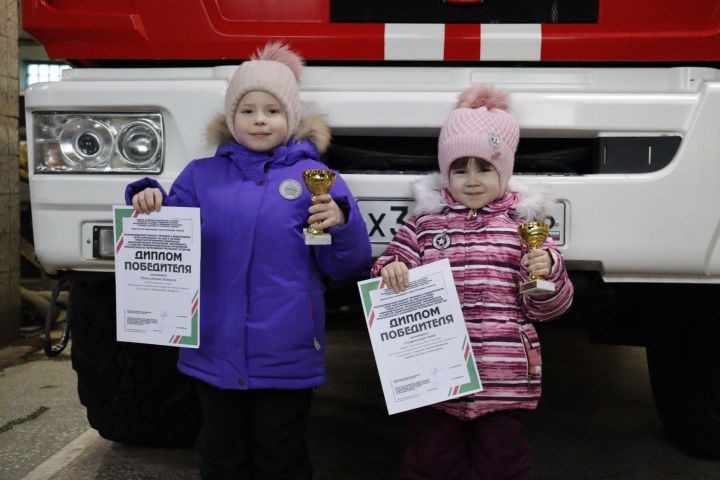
[400,408,532,480]
[194,380,314,480]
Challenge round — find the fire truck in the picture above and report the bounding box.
[22,0,720,457]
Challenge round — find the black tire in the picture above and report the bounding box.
[646,285,720,459]
[69,275,201,446]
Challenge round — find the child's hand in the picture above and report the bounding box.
[132,187,163,214]
[380,259,409,293]
[522,249,552,278]
[307,194,345,230]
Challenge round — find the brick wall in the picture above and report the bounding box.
[0,0,20,346]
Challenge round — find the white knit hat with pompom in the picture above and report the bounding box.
[438,85,519,194]
[224,42,304,142]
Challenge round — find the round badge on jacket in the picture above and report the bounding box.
[432,233,451,250]
[279,179,303,200]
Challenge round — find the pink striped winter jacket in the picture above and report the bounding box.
[371,173,573,420]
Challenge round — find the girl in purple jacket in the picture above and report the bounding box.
[128,43,371,480]
[372,86,573,480]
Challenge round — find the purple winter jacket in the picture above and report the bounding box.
[125,136,371,390]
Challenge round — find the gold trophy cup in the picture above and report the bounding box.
[302,169,337,245]
[517,222,556,295]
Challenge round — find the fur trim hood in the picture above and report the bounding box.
[206,112,331,154]
[411,172,554,221]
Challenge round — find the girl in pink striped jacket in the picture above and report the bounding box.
[372,86,574,480]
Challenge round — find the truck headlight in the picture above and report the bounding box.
[59,119,114,168]
[33,112,164,173]
[117,121,161,167]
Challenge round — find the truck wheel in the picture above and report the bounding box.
[69,276,201,446]
[646,304,720,459]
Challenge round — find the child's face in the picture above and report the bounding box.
[233,91,288,152]
[448,157,501,210]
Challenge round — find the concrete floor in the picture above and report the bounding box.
[2,319,720,479]
[0,344,89,480]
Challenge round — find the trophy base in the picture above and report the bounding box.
[519,279,555,295]
[304,229,332,245]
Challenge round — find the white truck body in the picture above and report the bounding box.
[26,65,720,282]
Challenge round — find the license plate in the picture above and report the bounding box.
[357,198,414,245]
[545,201,566,247]
[357,198,566,247]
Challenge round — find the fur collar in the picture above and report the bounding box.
[205,113,331,154]
[411,172,555,221]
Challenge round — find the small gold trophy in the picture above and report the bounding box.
[302,169,337,245]
[518,222,556,295]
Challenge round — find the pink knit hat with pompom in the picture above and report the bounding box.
[438,85,519,195]
[225,42,304,142]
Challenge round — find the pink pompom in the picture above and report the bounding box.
[457,85,510,111]
[252,42,304,81]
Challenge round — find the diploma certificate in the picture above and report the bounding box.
[358,259,482,414]
[113,206,201,348]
